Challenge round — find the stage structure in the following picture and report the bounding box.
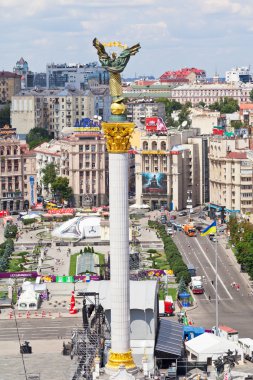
[93,38,141,374]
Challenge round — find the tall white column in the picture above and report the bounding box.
[102,121,136,373]
[109,153,130,353]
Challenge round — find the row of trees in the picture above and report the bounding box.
[0,239,15,272]
[148,220,191,284]
[227,217,253,279]
[155,96,244,129]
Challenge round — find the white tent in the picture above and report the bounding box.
[52,216,101,240]
[22,213,41,220]
[185,332,243,365]
[130,204,150,209]
[17,290,40,311]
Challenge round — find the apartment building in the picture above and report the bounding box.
[34,130,108,207]
[126,100,166,128]
[11,88,95,138]
[0,136,37,211]
[209,137,253,216]
[46,62,109,89]
[59,133,108,207]
[135,129,208,210]
[172,83,253,106]
[0,71,21,103]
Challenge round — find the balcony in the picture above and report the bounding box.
[2,191,22,199]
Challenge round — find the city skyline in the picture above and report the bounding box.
[2,0,253,78]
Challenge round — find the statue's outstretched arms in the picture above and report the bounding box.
[93,38,110,60]
[128,43,141,56]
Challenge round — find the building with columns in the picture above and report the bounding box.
[0,137,37,212]
[134,129,209,210]
[171,83,253,106]
[209,136,253,216]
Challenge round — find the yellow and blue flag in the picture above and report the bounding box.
[200,221,217,236]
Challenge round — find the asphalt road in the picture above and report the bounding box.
[0,317,83,341]
[173,217,253,338]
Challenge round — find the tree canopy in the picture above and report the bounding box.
[209,97,239,114]
[26,128,51,149]
[51,176,73,201]
[249,89,253,102]
[41,163,57,188]
[0,104,10,128]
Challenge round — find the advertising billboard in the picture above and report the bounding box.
[145,117,167,133]
[142,173,167,194]
[74,118,101,132]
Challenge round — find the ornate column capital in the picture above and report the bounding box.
[102,122,135,153]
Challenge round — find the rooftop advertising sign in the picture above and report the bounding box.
[74,118,101,132]
[145,117,167,133]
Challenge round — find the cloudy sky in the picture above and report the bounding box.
[1,0,253,78]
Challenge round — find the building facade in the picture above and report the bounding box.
[209,137,253,216]
[0,72,21,103]
[172,83,253,106]
[225,67,252,84]
[126,100,166,128]
[11,88,96,138]
[0,137,37,212]
[34,132,108,207]
[134,129,208,210]
[46,62,109,89]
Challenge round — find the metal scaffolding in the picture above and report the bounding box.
[69,292,110,380]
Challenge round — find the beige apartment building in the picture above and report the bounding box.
[209,137,253,216]
[0,136,37,211]
[11,88,95,137]
[0,71,21,103]
[34,132,108,207]
[172,83,253,106]
[135,130,208,210]
[60,133,108,207]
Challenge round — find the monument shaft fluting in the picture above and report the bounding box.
[102,122,136,371]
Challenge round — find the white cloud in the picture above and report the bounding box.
[32,38,50,46]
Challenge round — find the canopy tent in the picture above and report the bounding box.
[21,213,41,220]
[130,204,150,209]
[185,333,243,364]
[17,290,40,310]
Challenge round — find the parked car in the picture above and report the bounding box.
[209,234,217,242]
[178,211,187,216]
[170,215,177,220]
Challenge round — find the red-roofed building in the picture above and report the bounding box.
[160,67,206,83]
[0,71,21,103]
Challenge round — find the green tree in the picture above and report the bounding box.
[4,225,18,239]
[178,276,187,293]
[249,89,253,102]
[209,97,239,113]
[231,120,243,130]
[42,163,57,189]
[26,128,51,149]
[178,104,191,127]
[0,104,11,127]
[51,176,73,201]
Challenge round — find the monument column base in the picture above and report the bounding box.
[105,350,138,375]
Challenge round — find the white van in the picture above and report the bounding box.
[167,227,173,235]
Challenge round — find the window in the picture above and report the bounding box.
[91,145,96,152]
[92,163,96,168]
[85,145,90,151]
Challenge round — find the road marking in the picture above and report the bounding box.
[195,238,233,300]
